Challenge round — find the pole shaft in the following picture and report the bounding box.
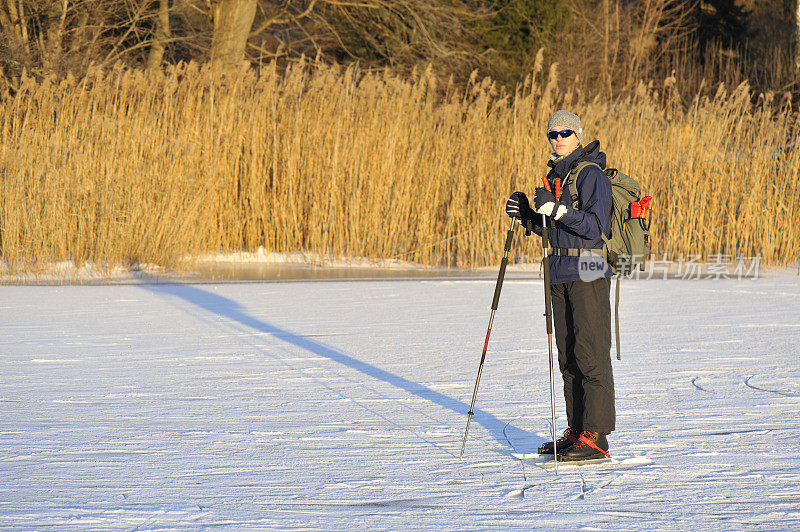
[548,332,558,473]
[615,277,621,360]
[541,213,558,474]
[460,219,515,457]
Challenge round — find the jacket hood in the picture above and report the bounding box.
[548,140,607,179]
[581,140,607,169]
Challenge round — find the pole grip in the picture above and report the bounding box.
[491,257,508,310]
[491,222,515,311]
[503,223,515,251]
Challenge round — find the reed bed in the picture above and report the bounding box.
[0,59,798,273]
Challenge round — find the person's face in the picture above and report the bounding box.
[548,128,580,157]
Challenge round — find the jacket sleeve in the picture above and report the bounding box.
[556,166,611,241]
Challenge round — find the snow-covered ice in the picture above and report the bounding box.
[1,274,800,529]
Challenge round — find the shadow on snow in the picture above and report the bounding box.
[140,282,541,455]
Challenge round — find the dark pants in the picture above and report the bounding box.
[550,277,615,434]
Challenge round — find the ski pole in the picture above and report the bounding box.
[541,213,558,473]
[460,218,516,457]
[541,176,559,474]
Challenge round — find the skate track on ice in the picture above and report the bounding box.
[1,274,800,529]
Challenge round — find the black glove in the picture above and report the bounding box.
[533,187,568,219]
[506,191,533,221]
[533,187,557,212]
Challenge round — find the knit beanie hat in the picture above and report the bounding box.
[546,110,584,145]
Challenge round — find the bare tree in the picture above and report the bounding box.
[796,0,800,71]
[241,0,490,82]
[0,0,70,71]
[564,0,695,96]
[0,1,170,78]
[146,0,171,69]
[210,0,257,66]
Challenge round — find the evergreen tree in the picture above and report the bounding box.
[477,0,570,83]
[695,0,749,47]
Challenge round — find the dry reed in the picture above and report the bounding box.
[0,59,798,273]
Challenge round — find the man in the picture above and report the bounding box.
[505,110,615,462]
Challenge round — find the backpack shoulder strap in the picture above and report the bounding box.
[562,160,602,209]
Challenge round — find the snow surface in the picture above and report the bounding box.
[2,274,800,529]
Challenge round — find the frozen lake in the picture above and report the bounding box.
[1,274,799,529]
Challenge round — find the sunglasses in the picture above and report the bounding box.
[547,129,574,140]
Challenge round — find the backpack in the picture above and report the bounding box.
[561,160,653,360]
[562,161,652,272]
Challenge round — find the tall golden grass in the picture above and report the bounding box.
[0,58,798,273]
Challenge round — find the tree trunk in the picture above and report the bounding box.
[796,0,800,71]
[210,0,257,67]
[0,0,29,52]
[146,0,171,70]
[41,0,69,72]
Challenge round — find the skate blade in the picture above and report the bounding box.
[550,457,612,468]
[512,453,653,471]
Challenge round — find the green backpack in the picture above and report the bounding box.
[562,161,652,274]
[562,160,653,360]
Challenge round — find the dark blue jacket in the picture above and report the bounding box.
[530,141,612,284]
